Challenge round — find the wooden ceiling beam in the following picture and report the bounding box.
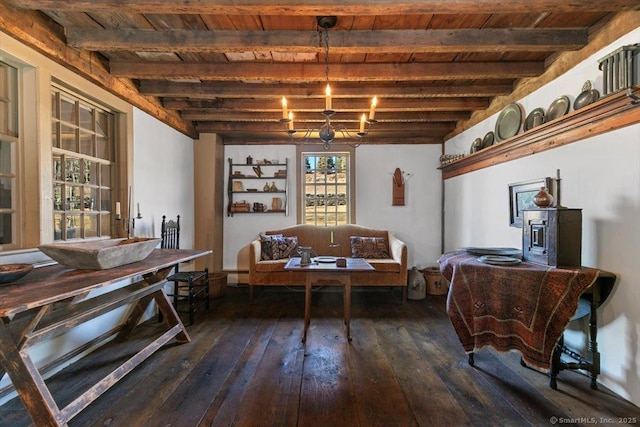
[0,1,197,138]
[180,111,470,122]
[195,121,455,133]
[170,97,488,112]
[147,81,514,99]
[9,0,640,15]
[221,136,443,145]
[111,61,544,81]
[221,135,443,145]
[67,28,587,53]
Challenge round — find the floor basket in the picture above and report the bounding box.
[422,267,449,295]
[209,272,227,299]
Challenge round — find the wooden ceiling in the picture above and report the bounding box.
[3,1,640,144]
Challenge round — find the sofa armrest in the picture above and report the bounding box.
[389,232,408,277]
[249,239,261,276]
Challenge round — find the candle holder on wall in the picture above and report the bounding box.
[116,187,143,239]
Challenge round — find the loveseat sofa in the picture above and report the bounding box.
[249,224,408,301]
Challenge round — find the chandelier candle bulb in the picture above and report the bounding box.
[369,96,377,121]
[330,231,334,243]
[360,114,366,133]
[288,111,294,130]
[281,97,288,120]
[325,84,332,111]
[115,202,121,218]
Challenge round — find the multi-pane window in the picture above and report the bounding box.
[51,86,114,240]
[303,152,350,226]
[0,62,18,247]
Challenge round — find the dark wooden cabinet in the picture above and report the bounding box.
[523,208,582,267]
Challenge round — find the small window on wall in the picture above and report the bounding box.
[51,86,115,240]
[0,61,19,249]
[303,152,350,226]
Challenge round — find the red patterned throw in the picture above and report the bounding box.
[439,250,598,371]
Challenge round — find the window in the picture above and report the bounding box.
[0,61,19,248]
[303,152,350,226]
[51,86,115,240]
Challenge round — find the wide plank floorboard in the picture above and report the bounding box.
[1,286,639,427]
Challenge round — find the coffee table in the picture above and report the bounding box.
[284,257,374,342]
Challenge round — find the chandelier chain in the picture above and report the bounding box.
[323,28,330,85]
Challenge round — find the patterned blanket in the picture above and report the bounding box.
[439,250,598,371]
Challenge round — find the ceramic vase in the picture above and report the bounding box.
[533,187,554,208]
[408,267,426,300]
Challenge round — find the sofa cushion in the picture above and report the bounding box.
[260,234,283,260]
[264,236,298,260]
[255,259,289,272]
[367,258,401,272]
[350,236,390,259]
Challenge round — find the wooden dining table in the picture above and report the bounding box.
[0,248,210,427]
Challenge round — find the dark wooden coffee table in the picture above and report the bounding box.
[284,257,374,342]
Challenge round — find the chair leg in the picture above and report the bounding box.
[172,280,179,311]
[187,277,195,326]
[205,268,210,311]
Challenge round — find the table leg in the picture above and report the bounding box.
[587,297,600,390]
[303,279,312,343]
[344,278,352,342]
[550,335,563,389]
[0,322,64,426]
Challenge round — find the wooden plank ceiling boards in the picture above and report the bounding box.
[3,1,639,143]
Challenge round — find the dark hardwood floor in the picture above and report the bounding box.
[2,286,639,427]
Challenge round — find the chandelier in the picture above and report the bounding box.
[280,16,378,150]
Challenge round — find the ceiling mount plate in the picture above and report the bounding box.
[316,16,337,29]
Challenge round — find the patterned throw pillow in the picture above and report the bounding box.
[269,236,299,260]
[350,236,390,259]
[260,234,283,260]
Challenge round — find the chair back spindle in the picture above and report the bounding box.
[161,215,181,249]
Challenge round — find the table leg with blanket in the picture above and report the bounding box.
[439,250,614,389]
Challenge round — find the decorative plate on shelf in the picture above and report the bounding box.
[574,80,600,111]
[478,255,522,265]
[464,247,522,257]
[470,137,483,154]
[546,96,570,122]
[482,131,495,149]
[574,88,600,110]
[524,108,545,131]
[494,103,523,142]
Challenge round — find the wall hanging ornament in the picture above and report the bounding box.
[392,167,405,206]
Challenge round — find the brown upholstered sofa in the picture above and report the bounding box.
[249,224,408,301]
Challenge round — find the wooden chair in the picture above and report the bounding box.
[161,215,209,325]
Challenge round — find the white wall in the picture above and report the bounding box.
[132,108,195,248]
[222,144,443,281]
[356,145,442,268]
[443,28,640,404]
[223,145,298,281]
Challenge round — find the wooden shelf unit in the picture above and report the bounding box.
[227,157,288,216]
[440,85,640,179]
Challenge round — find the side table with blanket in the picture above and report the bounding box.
[439,250,615,389]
